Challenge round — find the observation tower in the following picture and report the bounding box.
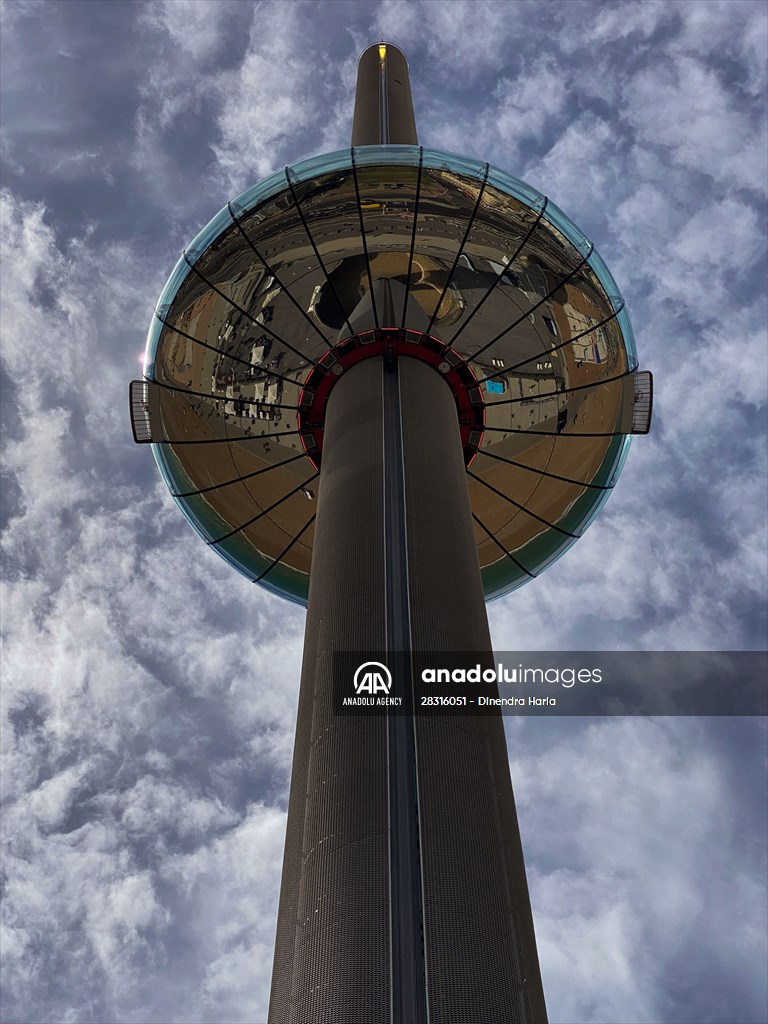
[132,42,652,1024]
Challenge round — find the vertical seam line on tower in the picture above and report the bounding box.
[383,358,428,1024]
[379,48,390,144]
[399,363,431,1024]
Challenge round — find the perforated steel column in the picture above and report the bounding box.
[399,357,548,1023]
[269,354,547,1024]
[268,359,390,1024]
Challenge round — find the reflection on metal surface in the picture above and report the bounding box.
[141,146,648,603]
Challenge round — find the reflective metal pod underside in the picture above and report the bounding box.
[143,147,641,604]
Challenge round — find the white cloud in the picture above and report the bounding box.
[671,196,762,270]
[589,1,667,45]
[0,186,302,1021]
[670,1,768,96]
[143,0,230,62]
[26,760,95,829]
[210,3,337,191]
[131,1,350,200]
[374,0,526,79]
[513,718,768,1023]
[524,116,617,218]
[495,56,569,146]
[160,805,285,1023]
[625,54,766,193]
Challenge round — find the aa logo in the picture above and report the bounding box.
[353,662,392,695]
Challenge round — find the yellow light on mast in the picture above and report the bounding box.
[378,44,387,61]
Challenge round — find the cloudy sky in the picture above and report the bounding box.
[1,1,766,1022]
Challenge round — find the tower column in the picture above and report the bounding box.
[268,357,390,1024]
[401,357,548,1023]
[269,352,547,1023]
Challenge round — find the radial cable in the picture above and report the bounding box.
[227,203,334,350]
[472,512,536,578]
[477,301,625,383]
[487,368,633,407]
[449,198,549,348]
[475,448,613,491]
[400,148,424,330]
[467,469,580,538]
[152,377,300,412]
[156,317,306,390]
[171,452,307,498]
[254,514,316,583]
[153,429,301,446]
[209,473,319,546]
[464,242,594,366]
[425,164,490,336]
[285,166,356,339]
[183,254,318,368]
[351,148,379,330]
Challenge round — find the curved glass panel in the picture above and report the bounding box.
[484,163,546,210]
[144,146,640,604]
[615,308,638,369]
[228,166,292,220]
[185,204,239,265]
[353,144,423,169]
[540,196,592,259]
[143,314,164,378]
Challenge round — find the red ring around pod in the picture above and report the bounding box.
[297,329,485,471]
